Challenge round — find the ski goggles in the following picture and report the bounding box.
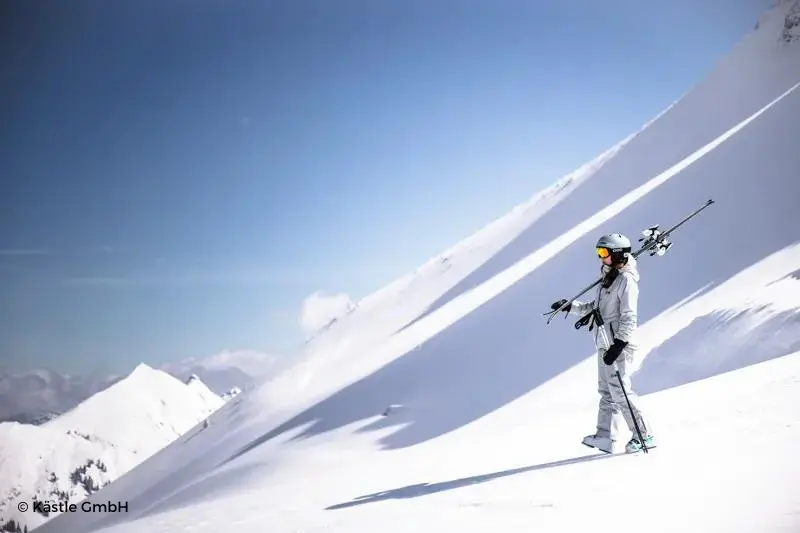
[596,247,611,259]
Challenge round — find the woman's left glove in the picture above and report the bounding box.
[603,338,628,365]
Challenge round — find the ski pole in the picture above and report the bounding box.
[615,370,648,454]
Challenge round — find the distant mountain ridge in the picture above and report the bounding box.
[0,349,278,425]
[0,368,121,424]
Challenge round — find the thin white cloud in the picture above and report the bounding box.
[64,277,138,287]
[299,291,356,334]
[63,267,318,288]
[0,249,48,256]
[163,349,278,377]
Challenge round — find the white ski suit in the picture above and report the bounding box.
[568,253,650,442]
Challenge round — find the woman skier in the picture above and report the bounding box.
[551,233,656,454]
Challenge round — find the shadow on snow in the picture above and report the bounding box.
[326,452,616,510]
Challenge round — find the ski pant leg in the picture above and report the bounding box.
[606,346,651,437]
[595,351,620,439]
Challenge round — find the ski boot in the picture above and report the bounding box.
[625,434,656,453]
[582,434,616,454]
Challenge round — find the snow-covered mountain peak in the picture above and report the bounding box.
[42,363,222,453]
[0,362,226,532]
[128,361,158,378]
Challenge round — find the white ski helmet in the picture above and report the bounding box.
[596,233,631,262]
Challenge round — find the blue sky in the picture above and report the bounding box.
[1,0,768,374]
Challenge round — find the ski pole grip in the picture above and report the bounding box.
[574,312,592,330]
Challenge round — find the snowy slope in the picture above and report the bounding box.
[35,3,800,533]
[33,352,800,533]
[0,364,223,532]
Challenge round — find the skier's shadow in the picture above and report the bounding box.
[325,452,615,510]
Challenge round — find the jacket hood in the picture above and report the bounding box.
[619,253,640,282]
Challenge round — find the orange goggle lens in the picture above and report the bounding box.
[596,247,610,258]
